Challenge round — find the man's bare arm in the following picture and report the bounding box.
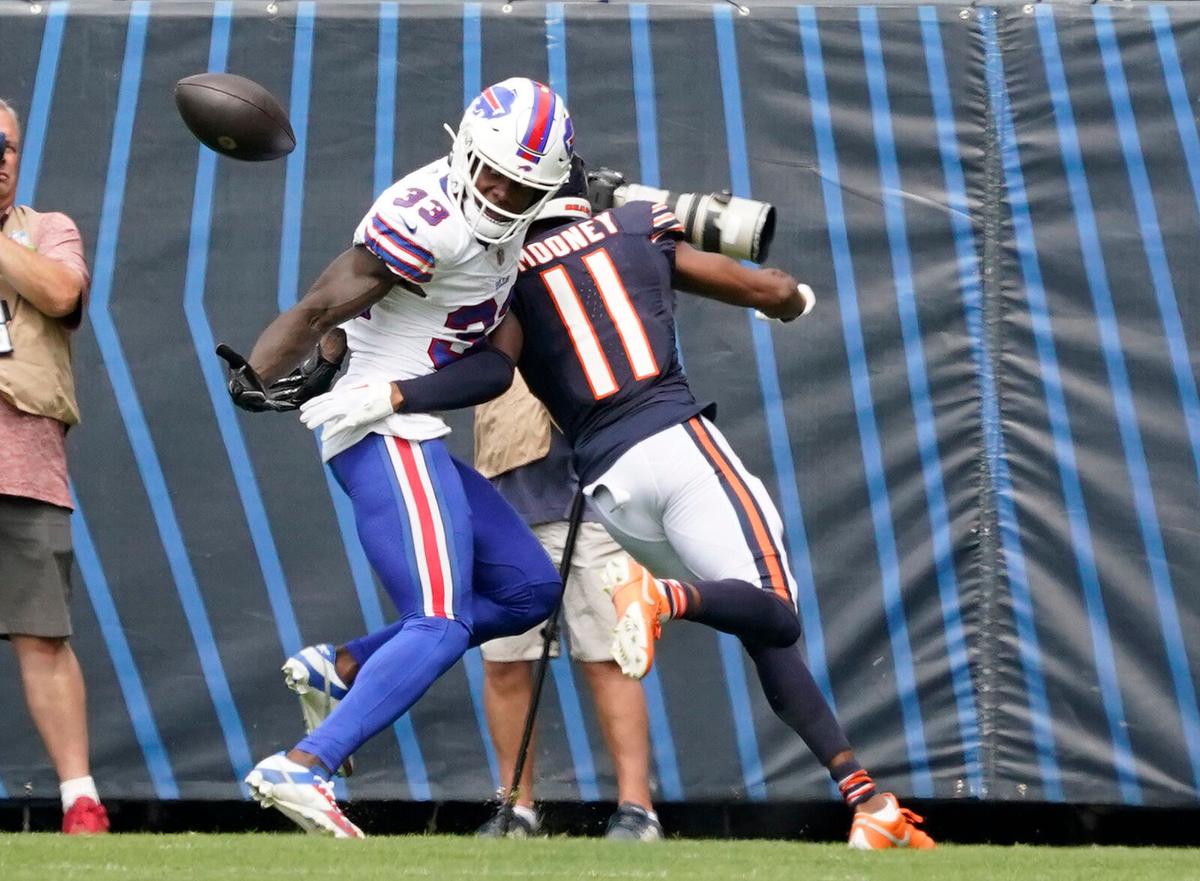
[673,242,808,321]
[248,245,394,384]
[0,233,84,318]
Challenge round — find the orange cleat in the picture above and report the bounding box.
[62,796,110,835]
[606,558,670,680]
[848,793,935,850]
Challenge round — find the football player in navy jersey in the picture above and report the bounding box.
[304,160,934,848]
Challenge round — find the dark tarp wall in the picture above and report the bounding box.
[0,1,1197,807]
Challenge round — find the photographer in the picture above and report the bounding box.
[472,375,661,840]
[0,98,106,834]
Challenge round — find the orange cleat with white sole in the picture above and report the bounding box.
[848,793,935,850]
[606,558,670,680]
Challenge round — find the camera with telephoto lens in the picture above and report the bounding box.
[586,166,776,263]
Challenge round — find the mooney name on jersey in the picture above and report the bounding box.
[511,200,710,483]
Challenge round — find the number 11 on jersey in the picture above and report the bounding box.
[539,248,659,400]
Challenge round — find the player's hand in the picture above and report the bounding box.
[585,166,627,212]
[265,330,348,408]
[299,381,396,437]
[756,282,816,323]
[217,344,297,412]
[794,283,816,318]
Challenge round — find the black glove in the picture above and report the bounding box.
[264,344,345,408]
[585,166,626,213]
[216,344,297,413]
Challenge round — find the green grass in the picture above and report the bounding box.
[1,835,1197,881]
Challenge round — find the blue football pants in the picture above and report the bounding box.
[295,434,561,773]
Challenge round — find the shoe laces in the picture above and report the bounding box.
[899,807,925,826]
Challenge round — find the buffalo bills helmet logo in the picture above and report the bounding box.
[472,85,517,119]
[562,115,575,155]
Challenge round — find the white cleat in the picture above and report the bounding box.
[612,610,652,680]
[245,753,364,839]
[282,644,354,776]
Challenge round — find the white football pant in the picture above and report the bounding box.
[585,415,797,609]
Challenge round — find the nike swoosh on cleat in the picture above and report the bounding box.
[851,818,911,847]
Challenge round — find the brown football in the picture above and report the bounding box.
[174,72,296,162]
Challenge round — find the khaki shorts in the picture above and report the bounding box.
[0,495,75,639]
[480,521,625,663]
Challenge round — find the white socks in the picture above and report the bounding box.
[512,804,539,828]
[60,775,99,811]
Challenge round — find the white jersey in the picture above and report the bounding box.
[320,157,521,460]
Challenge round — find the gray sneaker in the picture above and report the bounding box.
[604,802,663,841]
[476,806,540,839]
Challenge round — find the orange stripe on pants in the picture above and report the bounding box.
[688,418,791,602]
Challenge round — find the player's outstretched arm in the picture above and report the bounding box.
[298,338,518,436]
[297,313,522,436]
[673,242,811,321]
[388,312,524,414]
[247,245,394,385]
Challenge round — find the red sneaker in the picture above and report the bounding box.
[62,796,110,835]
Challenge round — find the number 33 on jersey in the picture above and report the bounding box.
[327,156,519,457]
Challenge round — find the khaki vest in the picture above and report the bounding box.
[0,205,81,426]
[474,371,552,479]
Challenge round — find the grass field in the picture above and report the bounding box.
[0,834,1197,881]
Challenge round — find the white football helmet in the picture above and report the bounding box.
[447,77,575,245]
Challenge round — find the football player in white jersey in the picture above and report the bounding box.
[291,165,935,849]
[228,78,574,837]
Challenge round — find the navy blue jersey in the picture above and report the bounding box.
[490,428,599,527]
[512,201,709,483]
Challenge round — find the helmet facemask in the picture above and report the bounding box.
[447,125,564,245]
[446,78,575,246]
